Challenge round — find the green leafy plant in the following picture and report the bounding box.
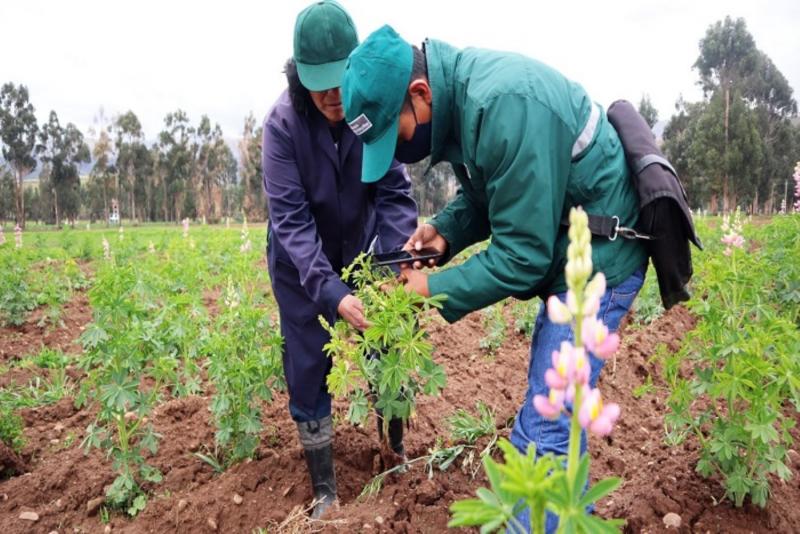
[0,258,37,326]
[665,213,800,508]
[322,253,446,430]
[631,375,655,399]
[480,303,507,355]
[631,269,663,326]
[31,347,72,369]
[205,277,284,467]
[512,298,540,337]
[448,401,497,447]
[0,407,25,452]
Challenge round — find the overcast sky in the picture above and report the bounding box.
[2,0,798,144]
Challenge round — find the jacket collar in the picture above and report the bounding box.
[310,107,340,169]
[426,38,463,166]
[309,106,356,170]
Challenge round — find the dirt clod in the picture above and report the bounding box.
[18,511,38,522]
[663,512,682,529]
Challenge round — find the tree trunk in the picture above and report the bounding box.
[14,168,25,229]
[103,181,109,226]
[54,186,60,228]
[710,194,718,214]
[723,85,730,213]
[127,160,136,224]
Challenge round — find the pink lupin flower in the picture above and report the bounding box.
[534,388,566,420]
[545,368,568,390]
[182,218,190,238]
[793,162,800,212]
[552,341,591,386]
[582,317,620,359]
[14,225,22,249]
[547,295,572,324]
[578,387,620,436]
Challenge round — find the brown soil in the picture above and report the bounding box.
[0,292,92,364]
[1,302,799,533]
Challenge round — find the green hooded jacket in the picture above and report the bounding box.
[424,39,647,323]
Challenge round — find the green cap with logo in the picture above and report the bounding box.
[293,0,359,91]
[342,25,413,183]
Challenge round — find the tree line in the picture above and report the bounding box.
[662,16,800,213]
[0,89,267,228]
[1,16,799,229]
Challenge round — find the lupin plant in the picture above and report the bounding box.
[321,253,446,432]
[182,218,190,238]
[240,215,252,253]
[0,225,5,246]
[720,208,745,256]
[14,224,22,249]
[449,207,624,534]
[102,237,112,261]
[793,161,800,212]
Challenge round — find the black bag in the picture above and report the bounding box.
[584,100,703,310]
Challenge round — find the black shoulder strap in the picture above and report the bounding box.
[560,213,654,241]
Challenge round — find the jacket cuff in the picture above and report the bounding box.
[320,277,352,319]
[427,270,467,324]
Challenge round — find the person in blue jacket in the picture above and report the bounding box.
[261,1,417,518]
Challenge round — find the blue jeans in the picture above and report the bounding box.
[509,265,646,533]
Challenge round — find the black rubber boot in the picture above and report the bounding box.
[376,410,406,458]
[296,416,337,519]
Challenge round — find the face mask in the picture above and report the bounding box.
[395,99,432,164]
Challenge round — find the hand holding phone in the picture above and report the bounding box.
[403,224,448,269]
[372,247,443,267]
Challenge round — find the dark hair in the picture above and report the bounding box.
[411,44,428,80]
[403,44,429,111]
[284,58,312,116]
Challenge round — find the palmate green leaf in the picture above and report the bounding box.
[239,411,262,435]
[744,413,779,444]
[99,377,139,413]
[80,322,110,351]
[139,425,161,455]
[421,362,447,395]
[378,352,404,394]
[128,494,147,516]
[140,463,162,483]
[346,389,370,426]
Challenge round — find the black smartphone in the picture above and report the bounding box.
[372,247,443,267]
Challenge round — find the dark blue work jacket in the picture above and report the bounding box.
[262,90,417,417]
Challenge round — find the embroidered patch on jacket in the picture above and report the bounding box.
[347,113,373,136]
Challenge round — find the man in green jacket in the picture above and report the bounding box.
[342,25,647,532]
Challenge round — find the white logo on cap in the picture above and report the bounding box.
[347,113,373,136]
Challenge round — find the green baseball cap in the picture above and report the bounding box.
[293,1,358,91]
[342,25,413,183]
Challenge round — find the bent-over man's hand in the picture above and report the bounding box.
[399,268,430,297]
[401,223,448,269]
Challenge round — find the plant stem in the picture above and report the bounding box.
[567,295,584,483]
